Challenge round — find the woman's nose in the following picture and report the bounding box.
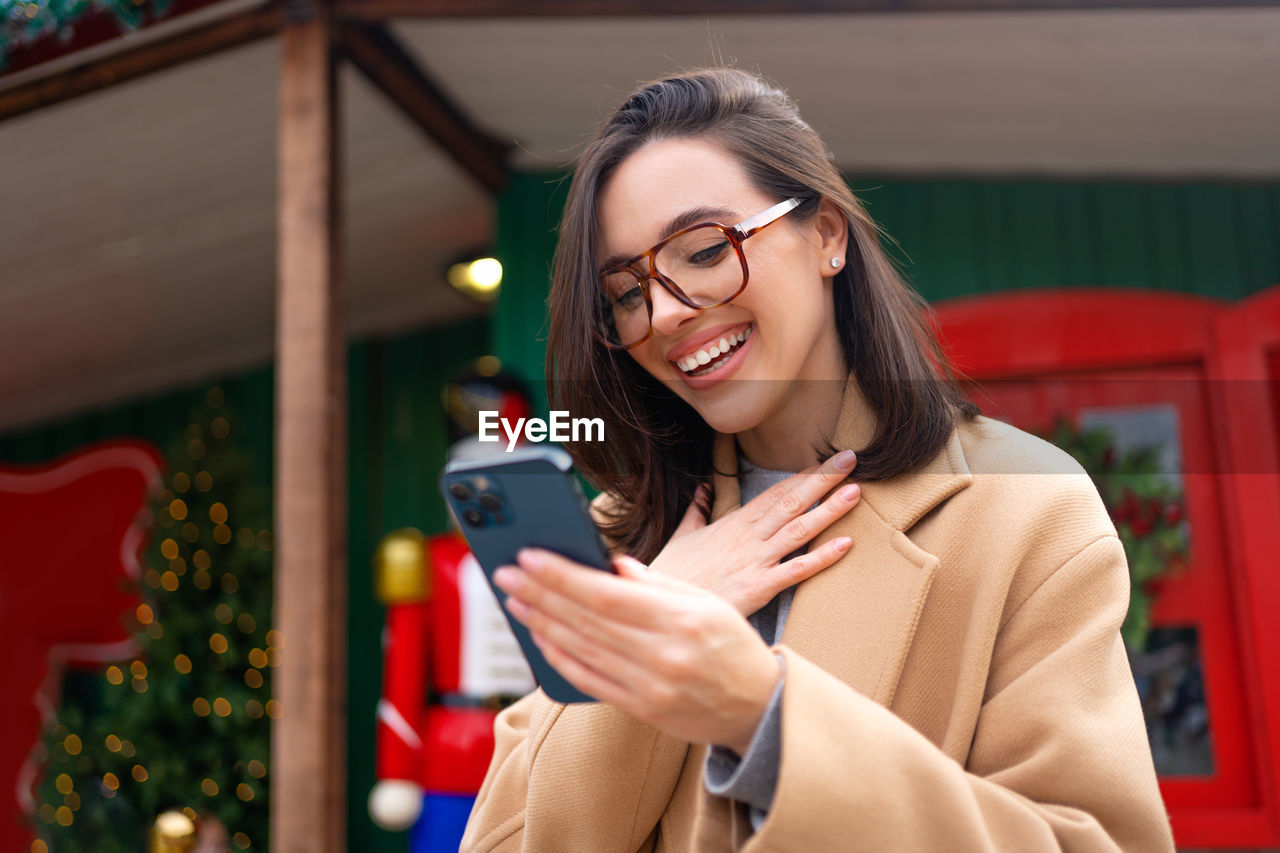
[648,280,700,338]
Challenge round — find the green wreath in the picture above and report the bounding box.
[1043,418,1189,651]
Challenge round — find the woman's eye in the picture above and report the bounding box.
[613,286,645,311]
[603,270,645,312]
[688,240,729,266]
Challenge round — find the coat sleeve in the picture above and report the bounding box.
[745,535,1175,852]
[459,690,689,852]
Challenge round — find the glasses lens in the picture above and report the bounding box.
[596,226,744,349]
[654,226,742,307]
[599,270,651,348]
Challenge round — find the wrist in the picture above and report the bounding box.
[725,650,782,755]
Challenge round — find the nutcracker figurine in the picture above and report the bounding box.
[367,363,536,851]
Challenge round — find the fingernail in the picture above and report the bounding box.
[517,548,545,571]
[494,567,520,590]
[834,536,853,553]
[833,450,856,471]
[839,484,860,502]
[617,555,647,574]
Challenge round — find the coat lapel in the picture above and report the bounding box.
[779,504,940,707]
[709,377,972,708]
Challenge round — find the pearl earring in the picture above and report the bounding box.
[829,257,842,269]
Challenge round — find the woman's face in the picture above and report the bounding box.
[596,137,848,437]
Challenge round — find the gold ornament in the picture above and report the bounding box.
[374,529,430,604]
[148,810,197,853]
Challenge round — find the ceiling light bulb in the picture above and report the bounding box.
[468,258,502,289]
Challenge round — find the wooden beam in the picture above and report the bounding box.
[338,21,507,193]
[335,0,1280,19]
[0,3,282,123]
[271,0,346,851]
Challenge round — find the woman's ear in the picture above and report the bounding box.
[815,199,850,279]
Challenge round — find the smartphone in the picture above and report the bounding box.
[440,446,613,704]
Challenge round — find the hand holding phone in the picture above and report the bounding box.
[440,446,613,703]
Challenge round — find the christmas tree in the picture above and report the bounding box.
[33,386,273,852]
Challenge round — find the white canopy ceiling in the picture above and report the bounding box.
[1,7,1277,431]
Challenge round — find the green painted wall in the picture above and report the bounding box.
[853,179,1280,301]
[493,171,570,413]
[0,373,274,471]
[0,316,489,853]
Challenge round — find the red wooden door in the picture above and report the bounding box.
[1209,284,1280,845]
[934,288,1280,848]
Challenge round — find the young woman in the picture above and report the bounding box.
[461,69,1174,852]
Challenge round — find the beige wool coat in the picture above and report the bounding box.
[461,382,1176,852]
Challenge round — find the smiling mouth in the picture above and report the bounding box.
[674,325,754,377]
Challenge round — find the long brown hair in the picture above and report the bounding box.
[546,68,977,561]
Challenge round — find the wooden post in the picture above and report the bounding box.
[272,1,346,851]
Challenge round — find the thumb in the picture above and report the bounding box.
[672,483,711,539]
[613,554,650,578]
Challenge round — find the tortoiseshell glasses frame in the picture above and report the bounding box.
[594,197,806,350]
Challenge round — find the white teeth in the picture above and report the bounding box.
[676,326,753,375]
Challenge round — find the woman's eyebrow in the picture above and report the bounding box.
[599,206,738,272]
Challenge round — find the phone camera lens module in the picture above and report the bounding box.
[478,493,504,512]
[449,482,474,501]
[461,507,485,527]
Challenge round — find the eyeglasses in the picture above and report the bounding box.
[595,197,805,350]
